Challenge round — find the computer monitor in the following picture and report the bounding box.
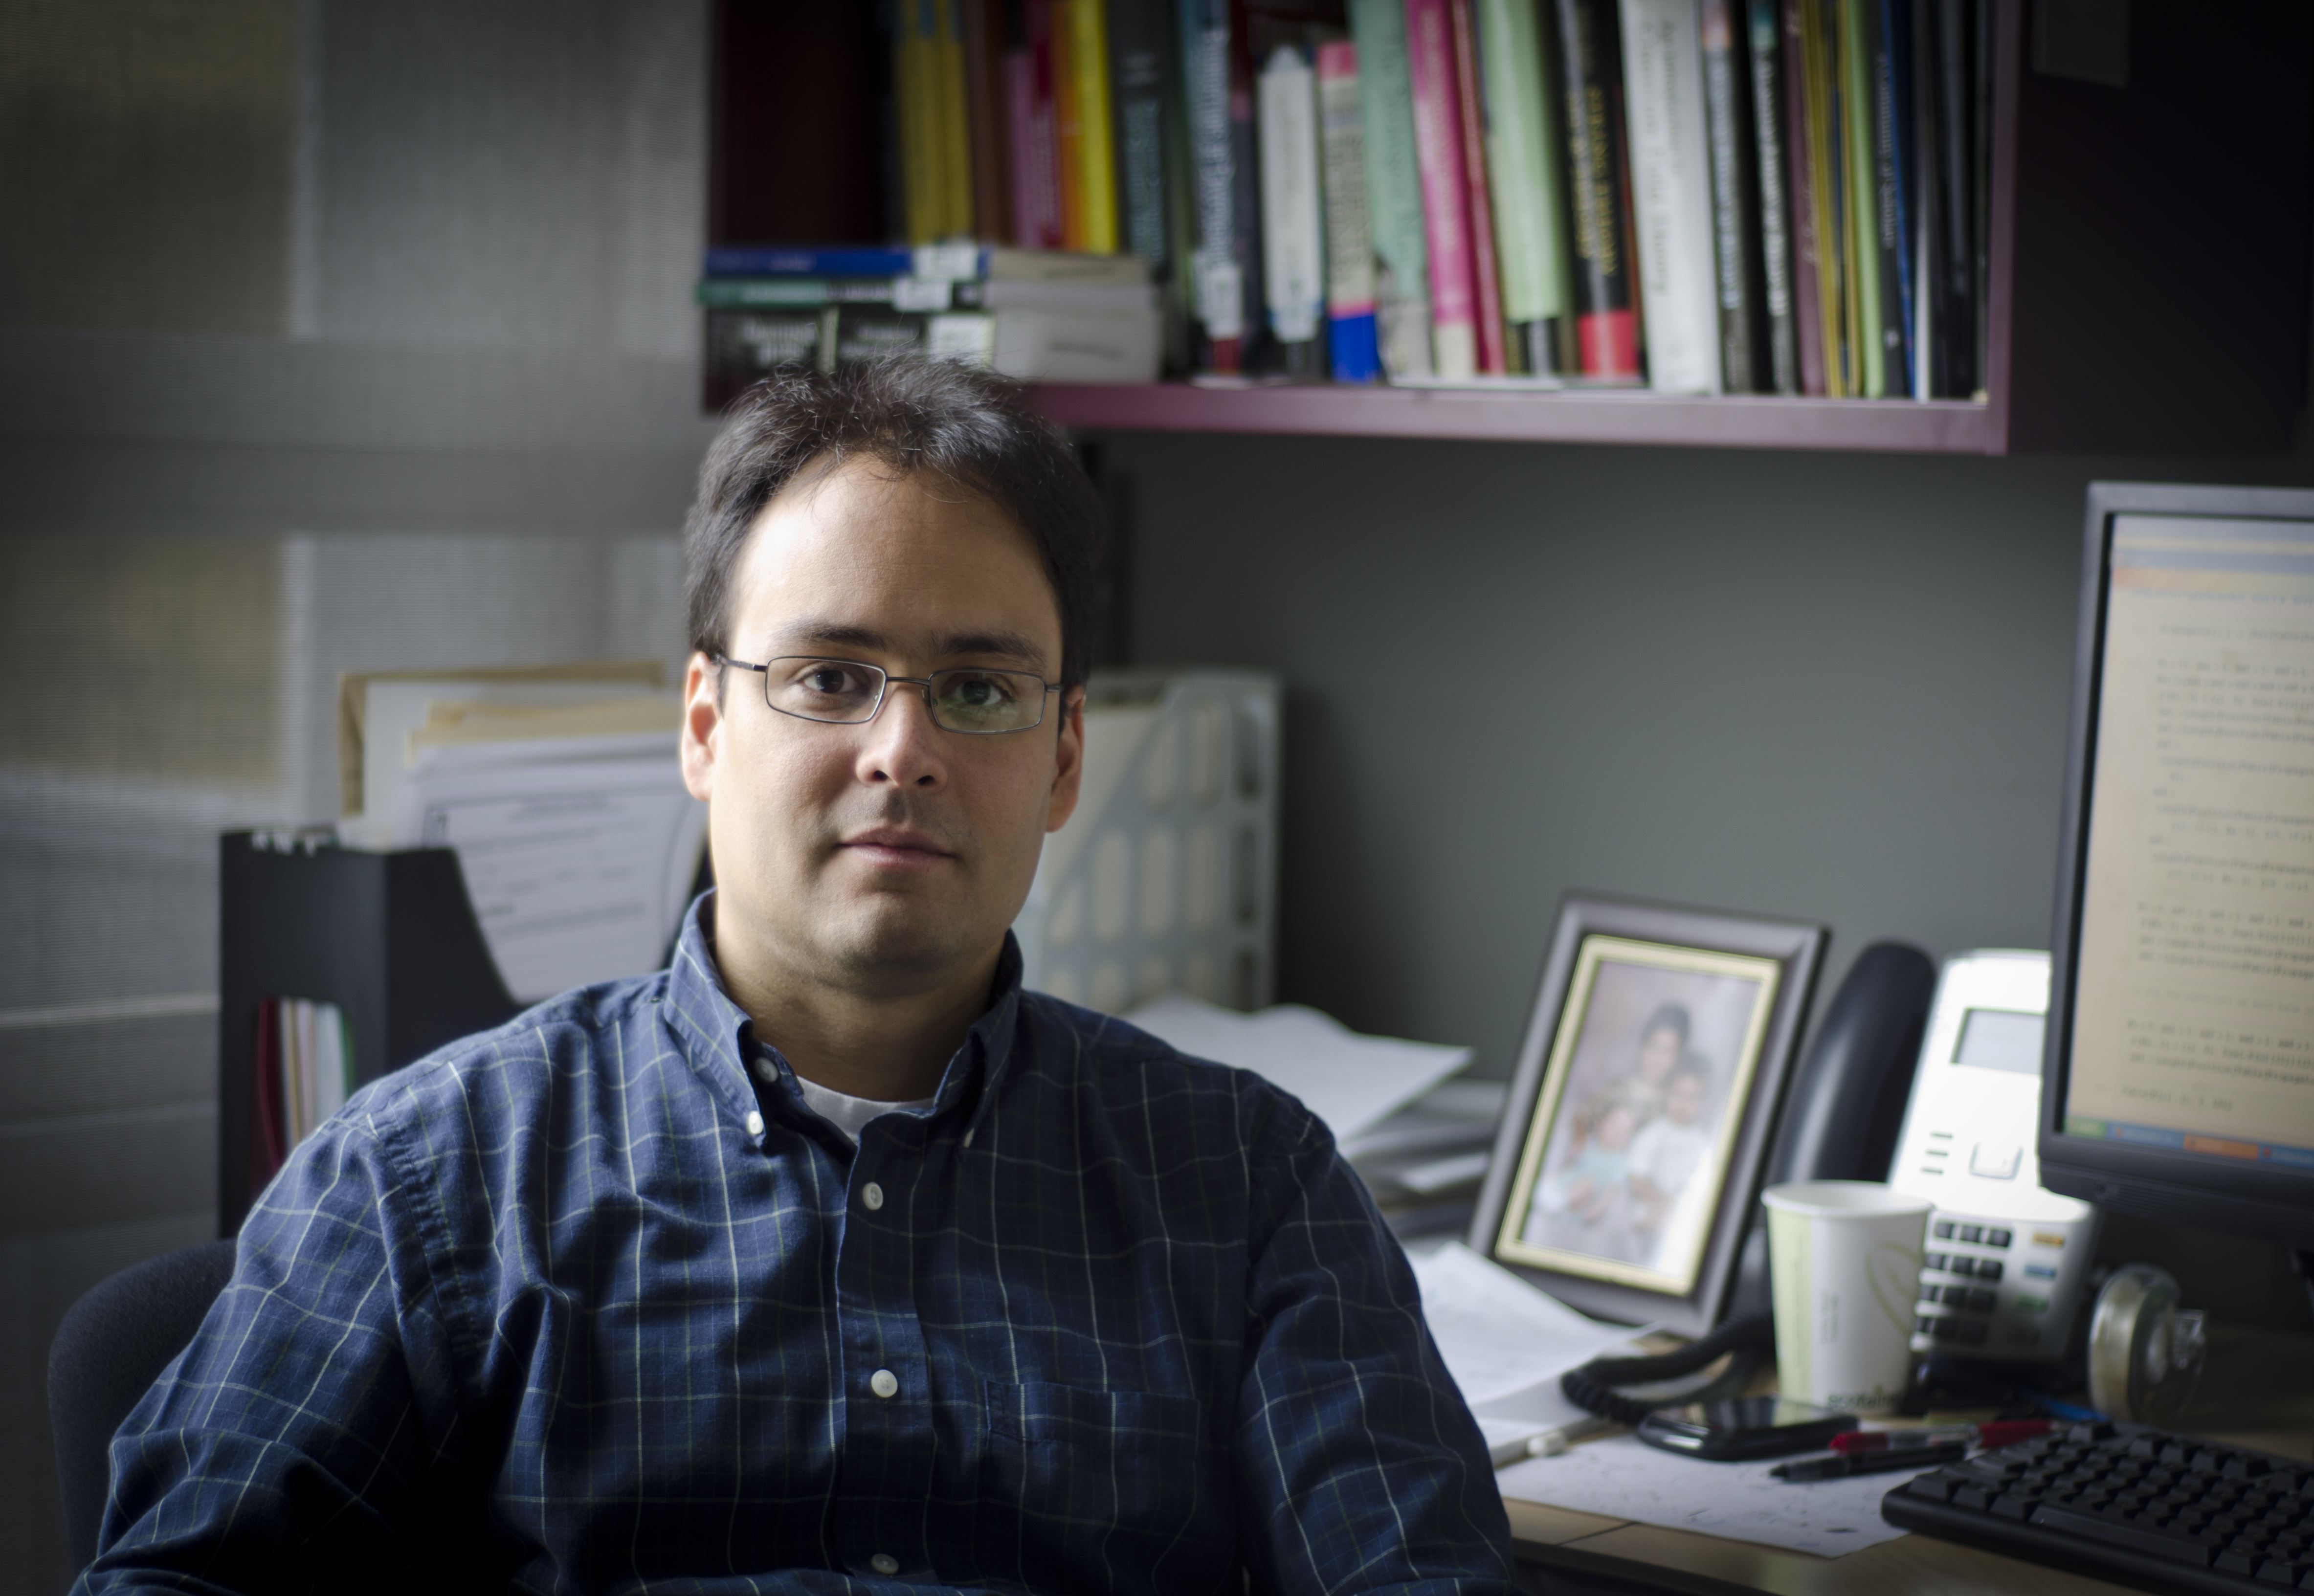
[2040,483,2314,1257]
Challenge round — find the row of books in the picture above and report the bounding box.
[743,0,1991,398]
[248,995,353,1196]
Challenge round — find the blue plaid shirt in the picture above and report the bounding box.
[87,899,1513,1595]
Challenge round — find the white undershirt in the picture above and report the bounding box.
[783,1070,937,1146]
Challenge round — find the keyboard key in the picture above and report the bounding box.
[1992,1494,2041,1520]
[1923,1251,1948,1272]
[2231,1458,2276,1480]
[2029,1505,2216,1567]
[2071,1422,2118,1443]
[1977,1260,2004,1282]
[1958,1224,1985,1243]
[1968,1287,2000,1312]
[1987,1228,2014,1247]
[1934,1219,1956,1240]
[2220,1551,2260,1574]
[1909,1472,1963,1502]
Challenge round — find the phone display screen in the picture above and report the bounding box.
[1953,1008,2044,1075]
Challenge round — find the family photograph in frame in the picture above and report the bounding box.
[1469,896,1827,1334]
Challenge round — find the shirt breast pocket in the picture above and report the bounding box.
[982,1379,1216,1565]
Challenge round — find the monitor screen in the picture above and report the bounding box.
[2053,504,2314,1220]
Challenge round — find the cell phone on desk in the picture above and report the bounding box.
[1634,1396,1858,1462]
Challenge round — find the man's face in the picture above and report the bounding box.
[680,458,1084,997]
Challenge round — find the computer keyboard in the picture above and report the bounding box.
[1882,1420,2314,1594]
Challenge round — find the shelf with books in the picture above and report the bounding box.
[709,0,2310,457]
[1029,381,1990,449]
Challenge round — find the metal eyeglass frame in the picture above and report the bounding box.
[715,654,1063,734]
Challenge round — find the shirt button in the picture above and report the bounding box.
[869,1368,899,1398]
[744,1110,764,1137]
[862,1181,884,1211]
[870,1553,899,1575]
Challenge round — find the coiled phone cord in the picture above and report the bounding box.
[1559,1312,1776,1427]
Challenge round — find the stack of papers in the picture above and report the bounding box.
[337,663,707,1003]
[1120,993,1472,1144]
[1407,1243,1641,1462]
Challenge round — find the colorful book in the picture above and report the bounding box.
[1970,0,1990,398]
[1620,0,1721,393]
[1316,42,1382,383]
[1839,0,1883,396]
[961,0,1014,245]
[1109,0,1172,271]
[1478,0,1573,370]
[1179,0,1245,369]
[1550,0,1640,377]
[1060,0,1119,252]
[1258,45,1327,360]
[1008,0,1066,247]
[1908,0,1936,400]
[703,245,917,277]
[1347,0,1432,377]
[1700,0,1762,393]
[1797,0,1849,395]
[1448,0,1509,373]
[1404,0,1480,378]
[937,0,977,237]
[1053,0,1087,247]
[250,995,282,1199]
[696,277,969,310]
[1763,0,1813,393]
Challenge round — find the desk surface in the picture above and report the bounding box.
[1500,1323,2314,1595]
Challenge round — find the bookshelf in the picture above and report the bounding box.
[711,0,2311,456]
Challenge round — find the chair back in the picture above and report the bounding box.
[48,1239,238,1570]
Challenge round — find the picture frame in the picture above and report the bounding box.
[1467,894,1828,1336]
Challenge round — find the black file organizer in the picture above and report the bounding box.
[217,831,518,1237]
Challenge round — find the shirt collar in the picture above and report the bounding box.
[662,890,1027,1138]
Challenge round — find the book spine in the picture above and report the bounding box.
[1404,0,1479,378]
[897,0,934,244]
[1005,47,1046,245]
[1550,0,1638,376]
[1228,13,1267,365]
[1876,0,1914,399]
[1068,0,1120,252]
[963,0,1014,245]
[1179,0,1245,367]
[705,310,826,407]
[1799,0,1847,394]
[1053,0,1087,247]
[1347,0,1433,377]
[1477,0,1571,340]
[1109,0,1172,271]
[1931,0,1973,397]
[1971,0,1989,398]
[1619,0,1721,394]
[939,0,978,236]
[1448,0,1509,373]
[1700,0,1761,392]
[1908,0,1935,400]
[251,996,282,1198]
[1317,42,1383,383]
[1027,0,1068,246]
[1839,0,1882,396]
[1258,45,1327,349]
[1747,0,1799,392]
[1776,0,1824,393]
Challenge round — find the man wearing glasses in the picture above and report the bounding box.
[85,361,1513,1595]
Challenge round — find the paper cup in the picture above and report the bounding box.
[1762,1181,1932,1415]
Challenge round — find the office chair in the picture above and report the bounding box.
[47,1238,237,1571]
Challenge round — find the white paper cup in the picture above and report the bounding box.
[1761,1180,1933,1415]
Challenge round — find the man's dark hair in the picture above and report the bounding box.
[683,359,1105,687]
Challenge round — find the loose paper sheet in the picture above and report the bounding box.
[1121,993,1471,1143]
[1408,1242,1639,1407]
[397,749,705,1002]
[1496,1434,1914,1557]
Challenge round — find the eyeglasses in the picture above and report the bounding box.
[718,655,1062,734]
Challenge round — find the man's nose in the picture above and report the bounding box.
[853,681,948,788]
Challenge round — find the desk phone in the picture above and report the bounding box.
[1887,951,2100,1362]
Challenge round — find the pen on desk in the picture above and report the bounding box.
[1772,1442,1967,1482]
[1526,1416,1612,1458]
[1828,1419,2049,1457]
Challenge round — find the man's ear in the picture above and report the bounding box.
[680,651,722,802]
[1044,687,1087,833]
